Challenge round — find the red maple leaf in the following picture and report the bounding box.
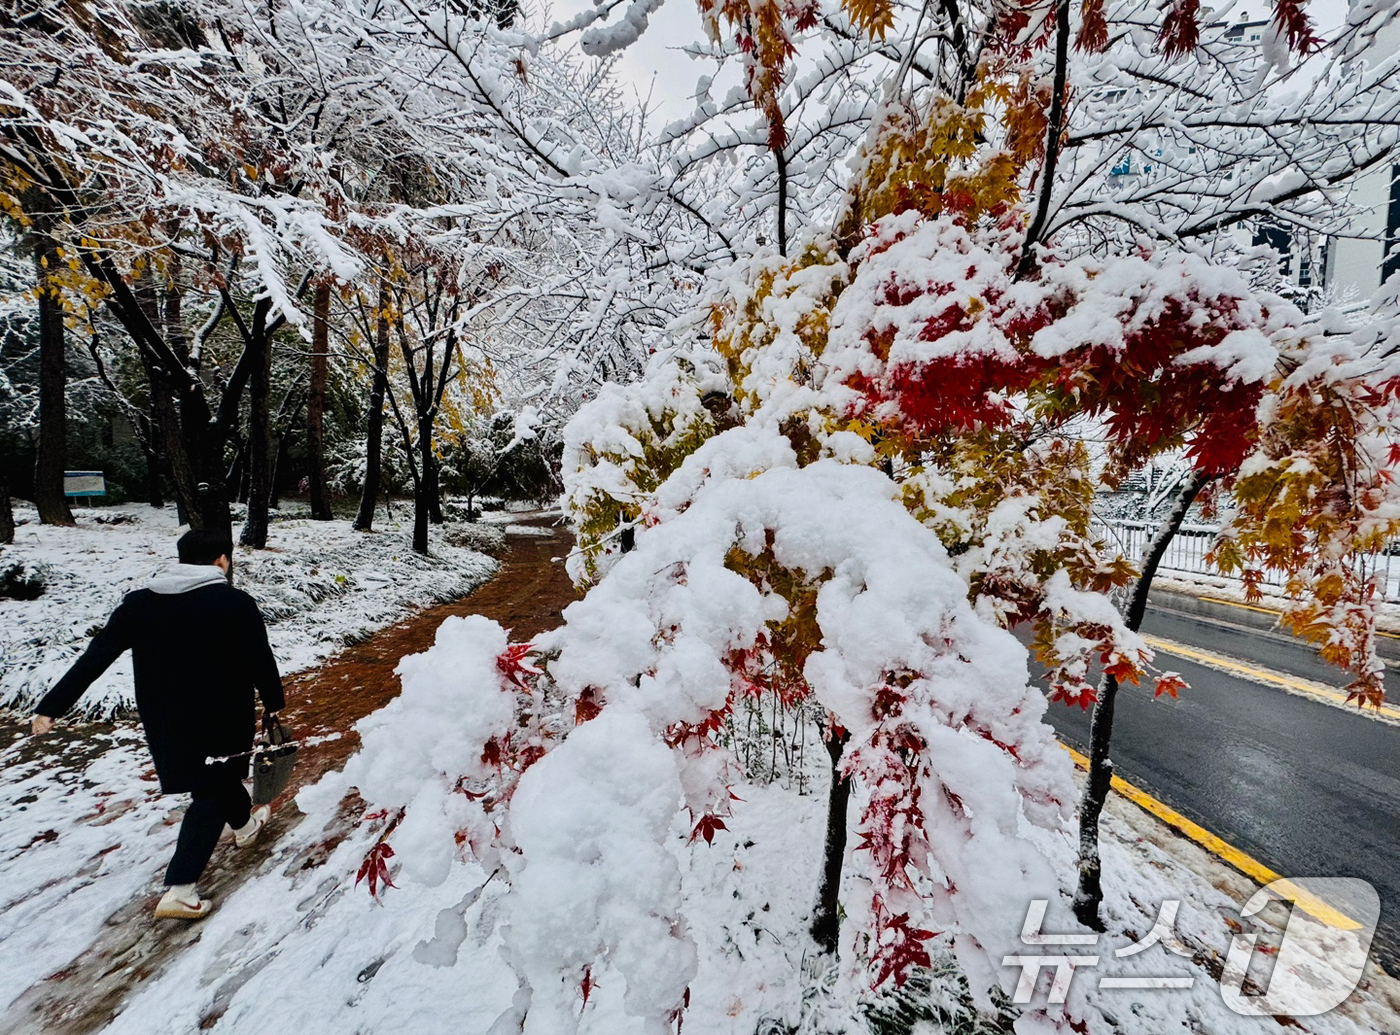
[690,813,729,845]
[575,687,603,725]
[1271,0,1322,54]
[1157,0,1201,58]
[1051,683,1098,709]
[1345,677,1385,711]
[871,915,937,987]
[1153,673,1188,698]
[356,841,397,898]
[497,643,542,691]
[669,987,691,1034]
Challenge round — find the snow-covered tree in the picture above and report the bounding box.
[559,0,1400,938]
[317,442,1079,1030]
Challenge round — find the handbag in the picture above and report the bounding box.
[251,711,298,805]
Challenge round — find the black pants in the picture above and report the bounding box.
[164,777,252,886]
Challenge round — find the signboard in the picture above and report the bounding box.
[64,471,106,497]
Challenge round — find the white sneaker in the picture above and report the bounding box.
[154,886,212,920]
[233,805,271,848]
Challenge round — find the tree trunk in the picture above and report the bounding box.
[426,455,443,524]
[154,237,196,520]
[354,284,390,532]
[307,282,332,520]
[411,419,433,554]
[135,412,165,508]
[135,263,206,527]
[32,228,73,526]
[191,404,234,534]
[810,728,851,954]
[412,482,429,554]
[241,326,273,548]
[227,431,246,506]
[140,353,197,523]
[0,477,14,544]
[269,431,289,511]
[1073,469,1212,928]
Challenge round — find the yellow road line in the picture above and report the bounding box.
[1061,745,1362,930]
[1142,634,1400,724]
[1196,594,1400,641]
[1198,595,1283,617]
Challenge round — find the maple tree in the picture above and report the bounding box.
[558,0,1400,988]
[339,467,1074,1030]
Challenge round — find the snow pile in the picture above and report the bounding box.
[299,613,535,887]
[0,505,498,715]
[503,709,696,1031]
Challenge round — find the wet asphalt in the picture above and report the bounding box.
[1038,592,1400,971]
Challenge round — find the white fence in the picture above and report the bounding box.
[1092,520,1400,604]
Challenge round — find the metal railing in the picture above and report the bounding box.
[1091,519,1400,604]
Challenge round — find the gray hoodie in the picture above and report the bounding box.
[148,563,228,595]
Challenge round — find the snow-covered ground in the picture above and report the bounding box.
[1152,571,1400,636]
[3,504,1397,1033]
[8,701,1394,1035]
[0,501,502,1014]
[0,502,499,715]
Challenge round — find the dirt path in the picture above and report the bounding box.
[283,515,575,784]
[0,516,576,1035]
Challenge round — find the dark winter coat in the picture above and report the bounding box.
[35,568,285,794]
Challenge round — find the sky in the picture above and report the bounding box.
[547,0,726,123]
[543,0,1363,126]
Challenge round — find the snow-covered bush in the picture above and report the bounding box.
[561,352,732,585]
[320,429,1078,1032]
[441,521,508,556]
[0,559,45,600]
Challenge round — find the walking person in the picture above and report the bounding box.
[30,528,286,920]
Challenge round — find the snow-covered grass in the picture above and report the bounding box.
[0,503,498,716]
[0,722,172,1009]
[440,521,509,555]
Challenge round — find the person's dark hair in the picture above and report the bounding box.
[177,529,233,566]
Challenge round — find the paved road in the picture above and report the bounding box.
[1039,591,1400,971]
